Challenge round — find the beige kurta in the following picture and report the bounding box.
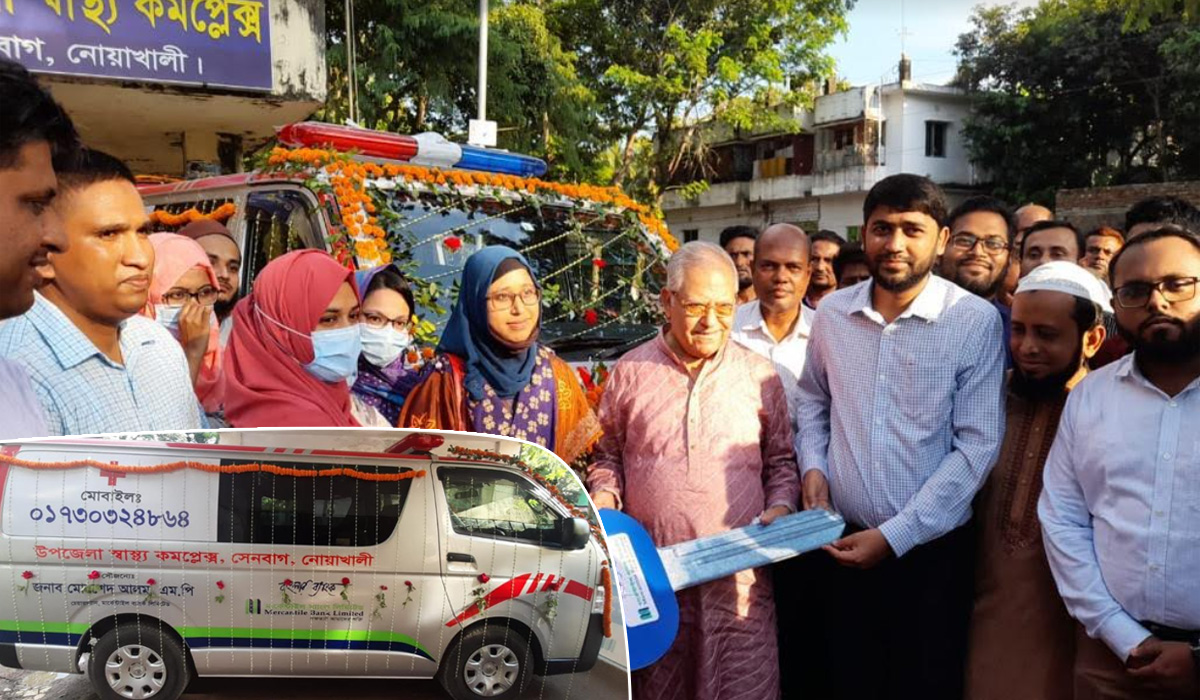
[966,385,1077,700]
[588,332,800,700]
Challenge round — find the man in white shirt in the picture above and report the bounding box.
[730,223,813,419]
[1040,224,1200,699]
[0,59,76,439]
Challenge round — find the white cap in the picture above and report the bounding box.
[1015,261,1113,313]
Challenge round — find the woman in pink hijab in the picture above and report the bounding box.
[223,249,387,428]
[145,233,224,415]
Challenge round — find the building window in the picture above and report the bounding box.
[925,121,948,158]
[833,126,855,151]
[683,229,699,243]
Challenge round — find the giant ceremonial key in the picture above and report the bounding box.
[599,508,845,670]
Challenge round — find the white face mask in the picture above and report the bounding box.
[360,325,412,368]
[154,305,183,339]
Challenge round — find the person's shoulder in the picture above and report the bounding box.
[732,300,761,328]
[725,340,776,375]
[815,285,860,314]
[0,314,38,353]
[1073,355,1128,396]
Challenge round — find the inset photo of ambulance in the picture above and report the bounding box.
[0,429,629,700]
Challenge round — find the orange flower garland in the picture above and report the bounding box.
[0,454,425,482]
[263,146,680,266]
[150,202,237,228]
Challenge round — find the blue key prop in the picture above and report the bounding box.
[599,508,845,670]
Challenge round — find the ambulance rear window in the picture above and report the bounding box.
[216,460,413,547]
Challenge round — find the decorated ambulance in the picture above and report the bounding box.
[138,122,676,365]
[0,432,613,700]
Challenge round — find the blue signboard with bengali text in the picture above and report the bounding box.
[0,0,272,91]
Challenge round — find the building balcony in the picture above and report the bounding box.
[815,144,881,173]
[812,164,887,196]
[661,180,749,211]
[748,174,813,203]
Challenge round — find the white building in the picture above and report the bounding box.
[662,57,981,245]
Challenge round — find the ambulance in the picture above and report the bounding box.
[0,431,612,700]
[138,122,674,364]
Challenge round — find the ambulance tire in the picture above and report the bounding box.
[87,620,191,700]
[437,625,531,700]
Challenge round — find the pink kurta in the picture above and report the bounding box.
[588,332,800,700]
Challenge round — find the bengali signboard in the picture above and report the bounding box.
[0,0,273,90]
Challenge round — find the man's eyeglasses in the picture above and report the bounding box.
[950,233,1009,253]
[1113,277,1199,309]
[487,287,540,311]
[361,311,411,331]
[161,287,218,307]
[677,300,736,319]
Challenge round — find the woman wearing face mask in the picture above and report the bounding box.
[223,249,388,428]
[398,246,600,463]
[143,233,224,415]
[350,264,422,424]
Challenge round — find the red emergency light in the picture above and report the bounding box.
[278,122,419,162]
[385,433,445,455]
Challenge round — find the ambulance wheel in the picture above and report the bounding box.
[88,621,190,700]
[437,625,531,700]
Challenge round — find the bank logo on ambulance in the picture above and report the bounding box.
[0,433,616,700]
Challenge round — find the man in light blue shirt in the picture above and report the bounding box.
[1040,225,1200,699]
[0,149,203,435]
[0,59,77,439]
[794,174,1006,700]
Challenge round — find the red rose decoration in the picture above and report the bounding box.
[216,581,225,590]
[21,571,33,580]
[146,578,156,586]
[443,236,462,252]
[583,309,598,326]
[576,367,594,390]
[283,579,293,587]
[404,580,413,588]
[342,577,351,586]
[87,570,100,581]
[380,585,388,591]
[478,573,490,584]
[592,258,607,269]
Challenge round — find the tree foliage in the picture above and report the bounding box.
[953,0,1200,205]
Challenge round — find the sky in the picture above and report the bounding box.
[828,0,1042,87]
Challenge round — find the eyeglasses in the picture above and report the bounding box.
[486,287,540,311]
[950,233,1009,253]
[361,311,411,331]
[1113,277,1199,309]
[676,299,736,319]
[160,286,218,307]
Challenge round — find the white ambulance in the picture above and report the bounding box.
[0,431,611,700]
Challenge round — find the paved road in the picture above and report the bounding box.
[0,660,628,700]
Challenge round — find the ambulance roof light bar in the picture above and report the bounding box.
[385,433,446,455]
[276,122,547,178]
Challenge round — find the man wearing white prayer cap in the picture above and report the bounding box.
[965,260,1108,700]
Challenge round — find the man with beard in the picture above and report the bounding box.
[179,219,241,348]
[720,225,758,305]
[966,261,1109,700]
[0,60,77,438]
[1040,225,1200,700]
[731,223,812,419]
[804,230,844,308]
[938,196,1016,364]
[795,174,1006,700]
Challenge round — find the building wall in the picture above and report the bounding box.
[1056,181,1200,233]
[888,91,975,185]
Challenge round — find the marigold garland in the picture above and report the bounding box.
[150,202,237,228]
[0,454,425,482]
[263,146,680,270]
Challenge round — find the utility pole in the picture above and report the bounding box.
[469,0,498,146]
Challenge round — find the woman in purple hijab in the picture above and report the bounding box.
[350,264,422,424]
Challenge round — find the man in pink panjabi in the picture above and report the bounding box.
[588,241,800,700]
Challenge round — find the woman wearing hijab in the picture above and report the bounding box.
[143,233,224,417]
[223,249,388,428]
[351,264,422,424]
[399,246,600,463]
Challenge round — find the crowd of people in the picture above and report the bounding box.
[4,55,1200,700]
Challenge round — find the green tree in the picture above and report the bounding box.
[321,1,599,180]
[548,0,853,200]
[953,0,1200,205]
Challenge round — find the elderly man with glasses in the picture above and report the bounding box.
[589,240,800,700]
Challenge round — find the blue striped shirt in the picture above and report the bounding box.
[0,294,204,436]
[795,275,1006,557]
